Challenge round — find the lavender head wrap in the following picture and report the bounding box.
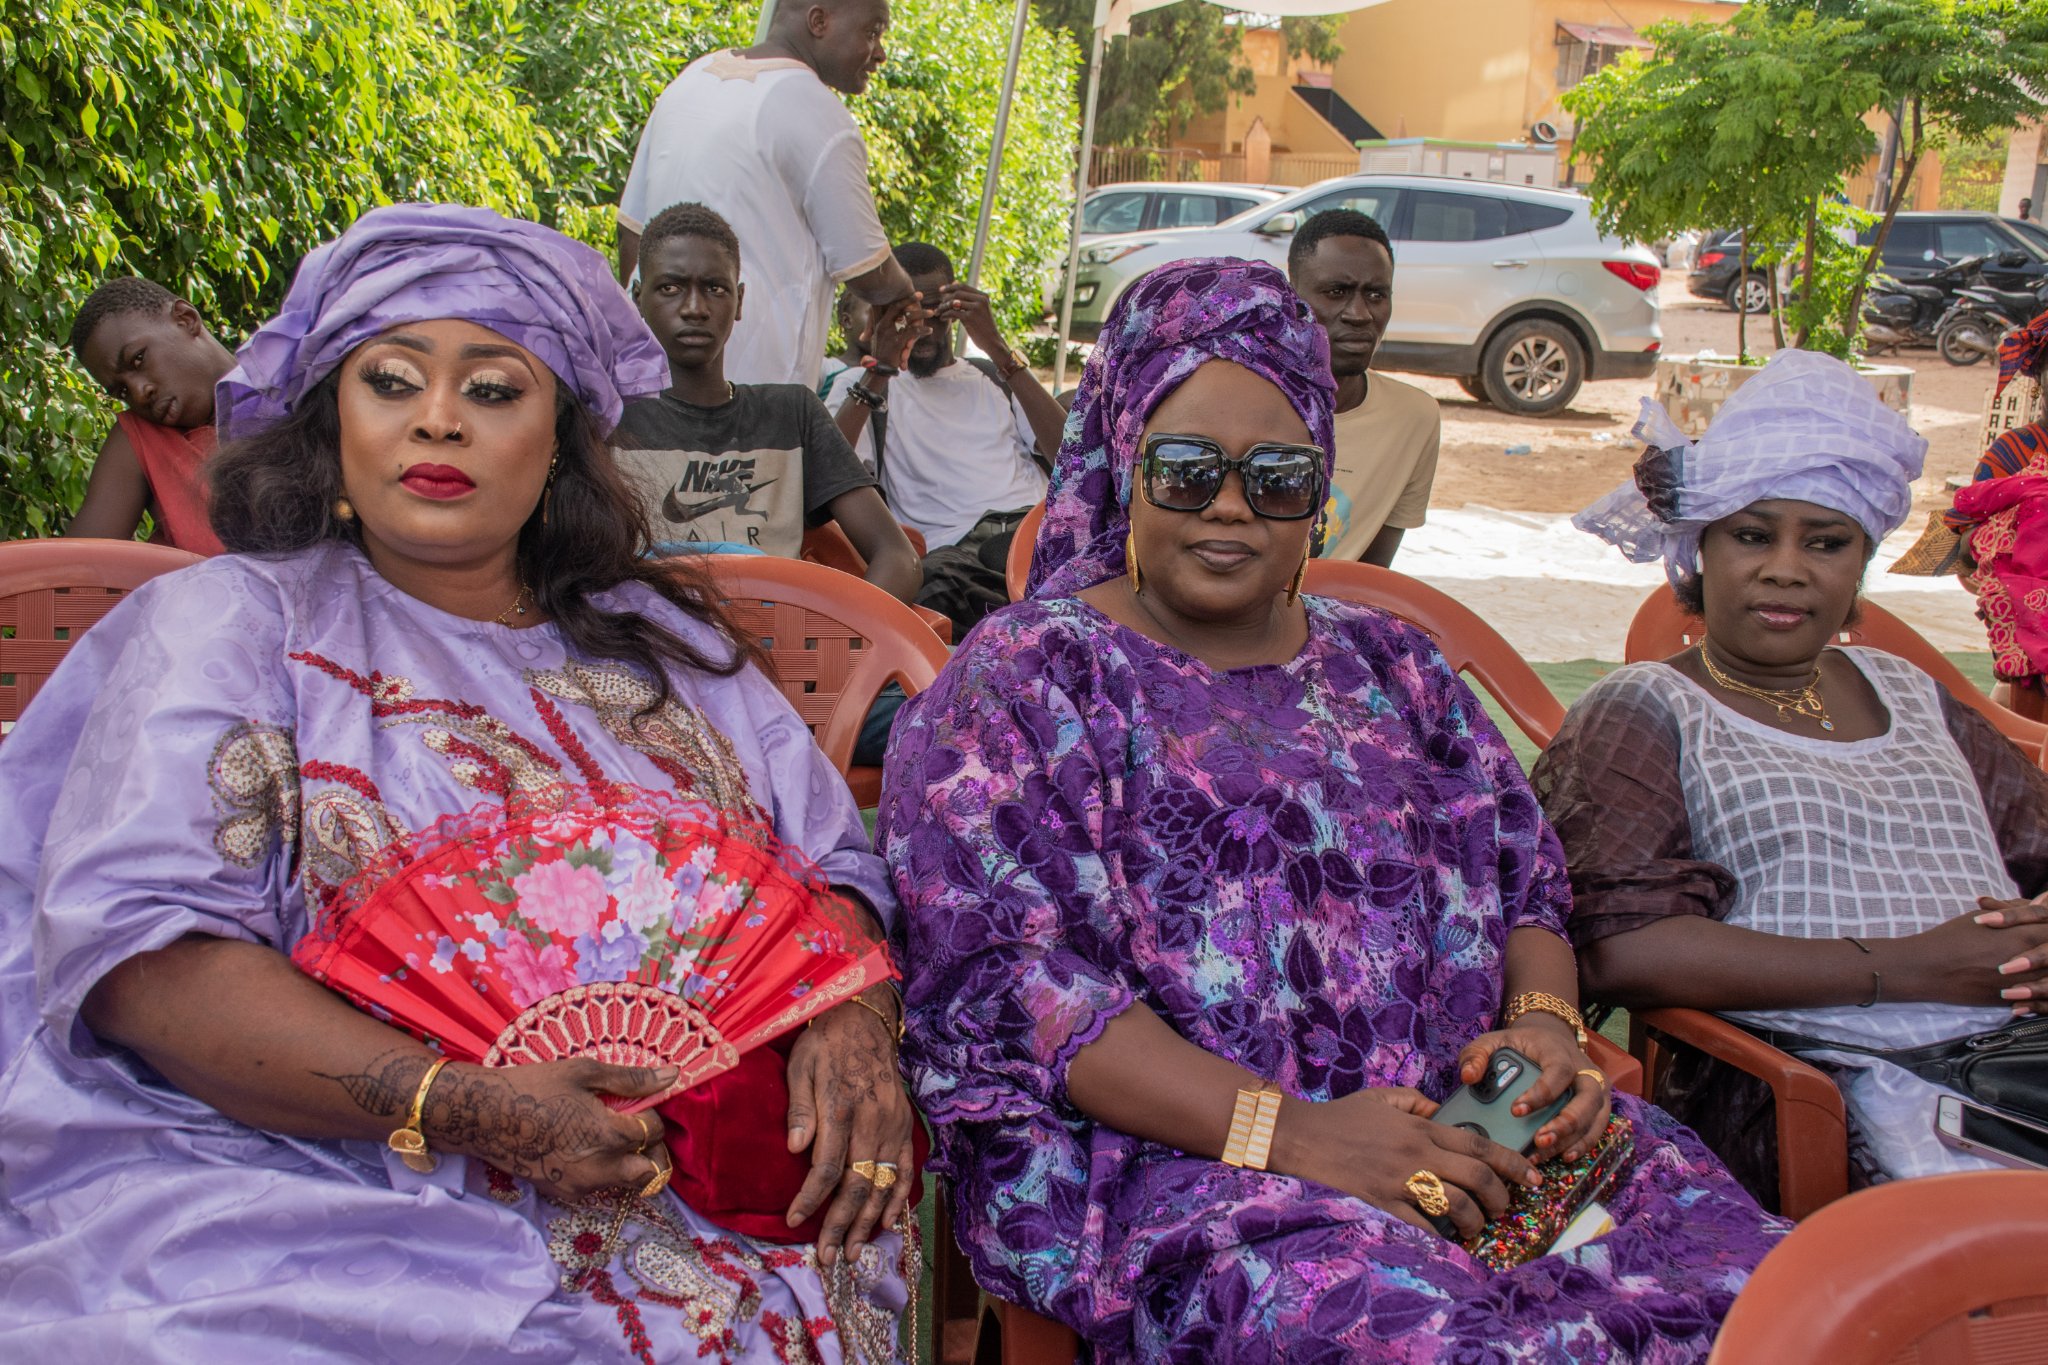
[1574,349,1926,587]
[1027,258,1336,600]
[216,203,668,440]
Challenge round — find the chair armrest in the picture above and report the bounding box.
[1632,1007,1848,1219]
[913,605,953,645]
[1585,1030,1643,1099]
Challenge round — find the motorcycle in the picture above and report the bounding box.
[1936,273,2048,366]
[1862,254,1987,354]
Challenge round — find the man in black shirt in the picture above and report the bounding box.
[614,202,920,603]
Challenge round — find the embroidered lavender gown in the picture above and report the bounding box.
[0,544,907,1363]
[878,595,1788,1364]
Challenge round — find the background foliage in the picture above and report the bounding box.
[1033,0,1340,147]
[0,0,1078,540]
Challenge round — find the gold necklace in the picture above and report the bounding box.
[1698,640,1833,732]
[493,582,534,626]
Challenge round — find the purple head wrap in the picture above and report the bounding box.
[1026,258,1336,600]
[1575,349,1925,588]
[216,203,669,440]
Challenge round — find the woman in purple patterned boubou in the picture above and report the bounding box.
[878,258,1785,1363]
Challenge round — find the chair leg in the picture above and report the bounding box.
[994,1300,1081,1365]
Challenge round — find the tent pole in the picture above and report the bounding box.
[753,0,778,45]
[1053,19,1107,396]
[966,0,1032,293]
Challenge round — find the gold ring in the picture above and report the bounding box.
[869,1162,899,1191]
[1404,1170,1451,1218]
[849,1159,881,1185]
[636,1111,660,1146]
[1576,1068,1607,1087]
[638,1148,673,1200]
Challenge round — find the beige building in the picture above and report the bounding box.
[2001,119,2047,218]
[1174,0,1743,184]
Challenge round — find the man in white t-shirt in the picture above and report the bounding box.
[823,242,1067,630]
[617,0,919,389]
[1287,209,1442,567]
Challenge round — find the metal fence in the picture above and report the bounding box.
[1086,147,1357,189]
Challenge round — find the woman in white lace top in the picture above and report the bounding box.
[1536,351,2048,1196]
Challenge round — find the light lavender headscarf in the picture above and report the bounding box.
[1575,349,1926,586]
[216,203,668,440]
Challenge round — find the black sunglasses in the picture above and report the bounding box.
[1138,434,1326,521]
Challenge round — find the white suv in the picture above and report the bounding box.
[1067,174,1662,415]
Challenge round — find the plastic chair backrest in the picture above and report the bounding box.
[1302,560,1565,750]
[1708,1170,2048,1365]
[795,522,952,645]
[0,539,203,737]
[1624,584,2048,752]
[699,554,949,780]
[1005,500,1046,603]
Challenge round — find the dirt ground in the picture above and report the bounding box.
[1412,278,1999,520]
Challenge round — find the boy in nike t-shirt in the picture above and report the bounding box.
[613,202,919,604]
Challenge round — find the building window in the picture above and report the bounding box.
[1555,22,1647,91]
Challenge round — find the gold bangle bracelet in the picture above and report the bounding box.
[388,1056,451,1174]
[1502,990,1587,1048]
[1220,1084,1284,1171]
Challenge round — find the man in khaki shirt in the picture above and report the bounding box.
[1288,210,1441,567]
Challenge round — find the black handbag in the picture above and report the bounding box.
[1751,1016,2048,1125]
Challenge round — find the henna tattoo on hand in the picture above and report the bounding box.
[422,1066,624,1189]
[315,1049,432,1119]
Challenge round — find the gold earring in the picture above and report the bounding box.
[334,496,355,524]
[542,451,560,527]
[1125,524,1143,595]
[1286,546,1309,604]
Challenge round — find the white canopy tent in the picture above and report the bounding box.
[752,0,1390,387]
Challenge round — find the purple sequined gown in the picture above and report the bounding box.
[878,595,1787,1364]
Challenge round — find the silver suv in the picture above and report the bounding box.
[1067,174,1662,415]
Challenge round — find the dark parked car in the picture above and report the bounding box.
[1864,212,2048,285]
[1687,230,1774,314]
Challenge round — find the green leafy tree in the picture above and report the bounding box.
[1563,7,1880,358]
[0,0,551,539]
[1761,0,2048,335]
[1033,0,1341,146]
[486,0,1077,333]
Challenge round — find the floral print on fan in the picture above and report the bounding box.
[417,810,762,1008]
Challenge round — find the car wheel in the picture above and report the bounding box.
[1479,319,1584,416]
[1456,375,1486,401]
[1725,276,1771,314]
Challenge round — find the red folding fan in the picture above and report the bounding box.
[292,788,896,1115]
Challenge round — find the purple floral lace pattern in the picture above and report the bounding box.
[878,596,1786,1363]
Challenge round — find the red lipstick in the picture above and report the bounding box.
[399,463,476,500]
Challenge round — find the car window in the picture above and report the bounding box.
[1506,201,1574,234]
[2009,219,2048,254]
[1406,190,1513,242]
[1217,196,1258,220]
[1936,220,2010,261]
[1298,187,1400,230]
[1156,194,1225,229]
[1881,219,1935,262]
[1082,192,1147,235]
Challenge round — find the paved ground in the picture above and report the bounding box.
[1415,277,1999,522]
[1392,277,2000,663]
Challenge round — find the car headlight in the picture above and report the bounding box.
[1081,240,1155,266]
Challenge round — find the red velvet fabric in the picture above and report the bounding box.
[657,1035,927,1244]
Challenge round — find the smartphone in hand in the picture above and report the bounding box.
[1432,1047,1570,1157]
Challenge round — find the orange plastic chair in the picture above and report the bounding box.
[1004,501,1045,603]
[1626,1008,1848,1221]
[0,538,203,738]
[698,555,949,807]
[1301,559,1566,750]
[797,521,951,644]
[1708,1171,2048,1365]
[1623,583,2048,752]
